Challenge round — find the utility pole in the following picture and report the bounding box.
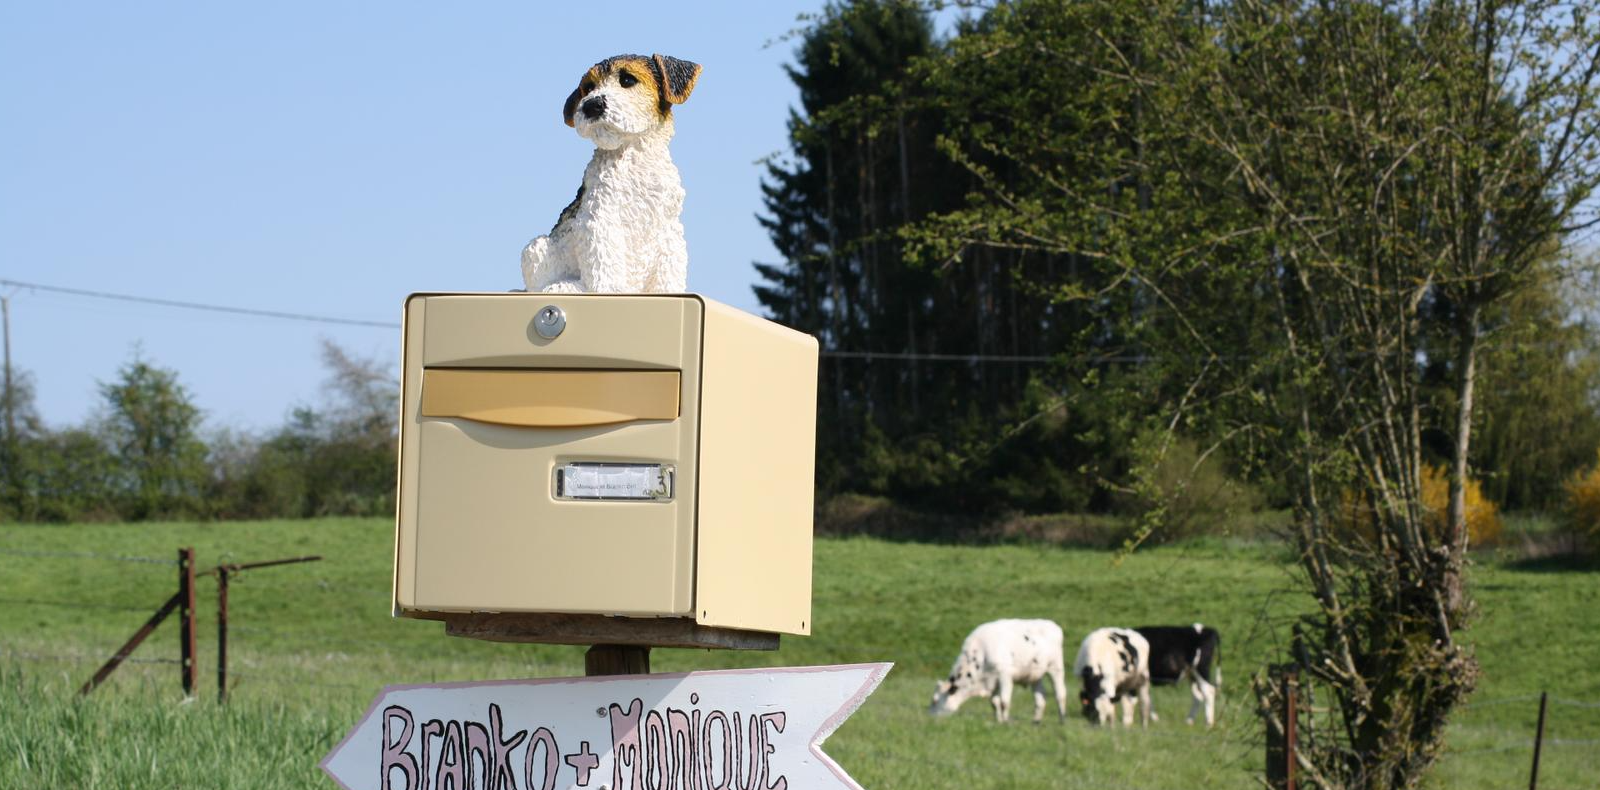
[2,293,12,456]
[1,292,13,506]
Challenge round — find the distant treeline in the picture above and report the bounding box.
[754,0,1600,520]
[3,0,1599,541]
[0,340,395,523]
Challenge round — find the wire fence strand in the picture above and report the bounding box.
[0,597,168,613]
[4,548,1598,781]
[1550,697,1600,710]
[0,548,175,565]
[1,649,179,667]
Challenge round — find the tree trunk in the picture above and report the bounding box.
[1445,303,1481,615]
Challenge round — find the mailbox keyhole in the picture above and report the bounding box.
[533,305,567,339]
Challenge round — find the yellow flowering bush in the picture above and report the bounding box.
[1418,464,1503,547]
[1335,464,1502,547]
[1563,452,1600,554]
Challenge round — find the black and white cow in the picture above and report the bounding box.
[1073,627,1152,727]
[1135,623,1221,727]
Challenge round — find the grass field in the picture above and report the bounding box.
[1,518,1596,788]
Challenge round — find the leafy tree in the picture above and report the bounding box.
[99,353,208,519]
[8,428,121,522]
[1470,263,1600,510]
[889,0,1599,785]
[0,366,44,519]
[757,0,1150,514]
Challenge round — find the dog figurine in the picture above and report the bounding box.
[520,54,701,293]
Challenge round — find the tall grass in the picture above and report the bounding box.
[1,518,1594,788]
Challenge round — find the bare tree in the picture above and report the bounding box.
[318,338,398,443]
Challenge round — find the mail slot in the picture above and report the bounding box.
[393,293,818,637]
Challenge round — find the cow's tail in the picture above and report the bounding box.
[1212,631,1222,688]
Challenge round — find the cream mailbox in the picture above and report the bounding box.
[393,293,818,639]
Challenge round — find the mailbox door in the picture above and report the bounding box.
[395,294,701,617]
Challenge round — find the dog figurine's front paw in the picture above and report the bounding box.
[520,236,554,291]
[540,279,585,294]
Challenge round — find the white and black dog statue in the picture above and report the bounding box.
[521,53,701,294]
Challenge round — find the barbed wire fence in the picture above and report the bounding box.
[1,544,1596,783]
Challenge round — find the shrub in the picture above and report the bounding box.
[1420,464,1503,546]
[1336,464,1503,547]
[1563,451,1600,556]
[1117,430,1263,546]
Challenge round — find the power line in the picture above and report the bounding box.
[5,277,1582,367]
[0,278,400,330]
[822,350,1063,363]
[3,277,1070,362]
[819,349,1162,363]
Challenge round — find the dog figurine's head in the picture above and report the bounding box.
[562,54,701,150]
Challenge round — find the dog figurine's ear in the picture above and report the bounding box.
[652,54,701,105]
[563,86,582,128]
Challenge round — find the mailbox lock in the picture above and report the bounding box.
[534,305,566,339]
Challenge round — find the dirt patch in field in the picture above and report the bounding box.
[815,494,1127,547]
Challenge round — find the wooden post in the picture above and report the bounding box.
[178,547,197,697]
[1285,673,1298,790]
[585,645,650,676]
[1529,691,1548,790]
[217,567,230,702]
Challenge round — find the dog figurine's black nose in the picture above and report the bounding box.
[581,95,607,121]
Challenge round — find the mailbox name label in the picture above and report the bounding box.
[555,463,673,501]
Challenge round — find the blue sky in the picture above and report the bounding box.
[0,2,857,431]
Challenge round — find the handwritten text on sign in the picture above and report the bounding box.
[321,663,891,790]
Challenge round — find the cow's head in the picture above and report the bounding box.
[928,675,975,716]
[1078,670,1116,725]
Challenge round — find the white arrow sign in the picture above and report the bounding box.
[322,663,891,790]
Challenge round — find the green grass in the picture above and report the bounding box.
[1,518,1595,788]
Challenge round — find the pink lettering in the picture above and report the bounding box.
[435,720,465,790]
[524,727,558,790]
[371,697,789,790]
[488,704,528,790]
[420,719,444,789]
[700,710,731,790]
[667,708,694,790]
[645,709,669,790]
[609,699,644,790]
[759,713,786,790]
[381,706,419,790]
[465,722,491,790]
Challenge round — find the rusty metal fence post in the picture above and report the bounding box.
[178,547,197,697]
[79,591,182,695]
[1266,670,1298,790]
[217,567,230,702]
[204,554,319,703]
[81,548,318,700]
[1529,691,1548,790]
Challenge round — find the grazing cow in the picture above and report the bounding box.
[928,619,1068,724]
[1073,627,1152,727]
[1136,624,1221,727]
